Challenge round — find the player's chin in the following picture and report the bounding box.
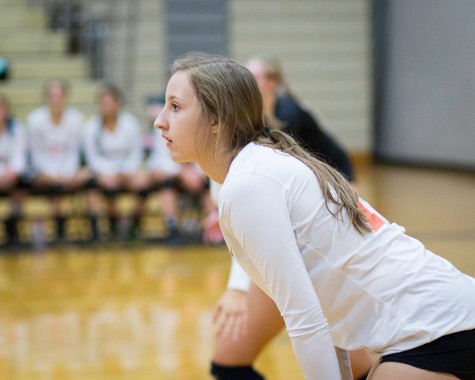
[170,152,188,164]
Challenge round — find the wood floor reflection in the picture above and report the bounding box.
[0,163,474,380]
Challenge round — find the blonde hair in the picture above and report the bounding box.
[170,52,371,235]
[42,78,70,98]
[98,83,124,105]
[247,53,295,131]
[247,53,295,98]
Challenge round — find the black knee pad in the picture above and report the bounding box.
[160,178,178,190]
[102,188,119,199]
[86,177,97,189]
[210,362,265,380]
[137,188,150,199]
[52,184,66,196]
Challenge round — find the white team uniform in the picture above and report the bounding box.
[27,106,84,178]
[83,112,143,175]
[218,142,475,379]
[0,119,26,177]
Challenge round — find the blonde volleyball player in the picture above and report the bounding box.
[209,53,374,379]
[83,84,148,240]
[27,80,90,242]
[154,52,475,380]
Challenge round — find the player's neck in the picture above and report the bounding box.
[49,109,63,125]
[199,148,234,185]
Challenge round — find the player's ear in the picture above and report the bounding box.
[211,118,219,134]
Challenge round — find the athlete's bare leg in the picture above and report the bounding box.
[349,346,376,379]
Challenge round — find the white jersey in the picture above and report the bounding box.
[0,119,27,176]
[27,106,84,177]
[83,112,143,175]
[218,142,475,380]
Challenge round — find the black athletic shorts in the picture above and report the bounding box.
[381,328,475,380]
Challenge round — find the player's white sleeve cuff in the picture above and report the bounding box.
[227,258,251,292]
[335,347,353,380]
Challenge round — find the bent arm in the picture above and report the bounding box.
[220,174,341,379]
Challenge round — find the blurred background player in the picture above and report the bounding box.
[83,84,148,241]
[246,53,354,182]
[26,79,89,243]
[0,94,27,247]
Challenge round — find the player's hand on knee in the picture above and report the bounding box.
[212,289,248,341]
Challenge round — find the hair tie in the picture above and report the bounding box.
[262,127,271,138]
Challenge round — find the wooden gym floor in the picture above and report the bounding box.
[0,162,474,380]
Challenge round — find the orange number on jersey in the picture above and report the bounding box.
[358,201,385,232]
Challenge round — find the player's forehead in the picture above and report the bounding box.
[166,71,196,102]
